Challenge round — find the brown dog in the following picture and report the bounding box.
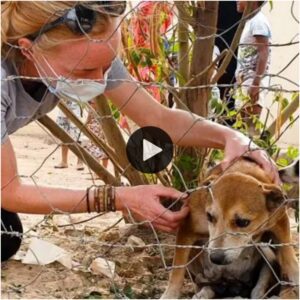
[162,158,299,299]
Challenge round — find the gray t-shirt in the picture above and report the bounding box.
[236,11,271,80]
[1,57,129,144]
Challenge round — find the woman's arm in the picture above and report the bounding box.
[105,79,231,148]
[1,138,188,232]
[105,79,280,183]
[1,138,88,214]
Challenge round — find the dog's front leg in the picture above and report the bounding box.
[272,215,299,299]
[251,247,277,299]
[251,264,275,299]
[192,286,215,299]
[161,222,201,299]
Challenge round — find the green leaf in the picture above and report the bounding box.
[287,146,299,160]
[280,97,289,110]
[130,51,141,66]
[108,101,121,121]
[228,110,237,117]
[282,183,293,193]
[233,119,243,129]
[277,158,289,167]
[210,149,224,162]
[268,0,273,10]
[291,92,299,102]
[123,284,135,299]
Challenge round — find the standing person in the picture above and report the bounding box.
[55,99,84,170]
[215,1,243,124]
[235,0,271,136]
[1,2,278,262]
[84,100,109,170]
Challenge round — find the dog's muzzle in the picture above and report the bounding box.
[209,249,230,265]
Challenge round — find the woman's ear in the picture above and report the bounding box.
[17,38,34,61]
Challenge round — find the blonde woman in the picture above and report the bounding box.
[1,2,279,261]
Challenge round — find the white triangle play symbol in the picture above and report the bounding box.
[143,139,163,162]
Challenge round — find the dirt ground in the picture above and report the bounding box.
[1,119,299,299]
[1,120,196,299]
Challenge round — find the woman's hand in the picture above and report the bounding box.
[115,185,189,233]
[221,131,280,184]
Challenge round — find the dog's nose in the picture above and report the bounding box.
[209,250,226,265]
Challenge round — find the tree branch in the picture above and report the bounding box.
[38,115,120,185]
[266,93,299,138]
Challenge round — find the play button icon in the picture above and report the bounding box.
[143,139,162,161]
[126,126,173,173]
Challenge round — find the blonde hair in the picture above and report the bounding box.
[1,1,113,63]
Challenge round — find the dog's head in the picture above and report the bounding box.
[205,172,285,265]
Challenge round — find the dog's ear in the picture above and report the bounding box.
[262,184,285,211]
[188,188,209,234]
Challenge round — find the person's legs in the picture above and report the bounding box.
[102,158,109,169]
[76,157,84,171]
[1,209,23,261]
[236,77,266,137]
[56,106,71,169]
[55,145,69,168]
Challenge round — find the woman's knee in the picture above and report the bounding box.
[1,209,23,261]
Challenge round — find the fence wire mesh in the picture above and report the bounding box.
[1,1,299,299]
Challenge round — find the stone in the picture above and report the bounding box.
[126,235,146,249]
[89,257,116,279]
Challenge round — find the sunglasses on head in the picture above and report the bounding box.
[28,1,126,40]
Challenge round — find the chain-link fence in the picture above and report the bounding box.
[1,1,299,299]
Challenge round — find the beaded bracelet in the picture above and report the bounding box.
[94,186,100,213]
[86,185,116,213]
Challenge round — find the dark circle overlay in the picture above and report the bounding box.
[126,126,174,174]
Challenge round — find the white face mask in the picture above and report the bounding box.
[54,71,110,103]
[34,54,112,103]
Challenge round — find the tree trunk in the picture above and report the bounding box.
[184,2,219,117]
[173,2,219,190]
[95,95,148,185]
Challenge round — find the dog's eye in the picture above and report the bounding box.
[206,212,215,223]
[235,218,250,228]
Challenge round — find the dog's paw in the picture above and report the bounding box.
[160,289,180,299]
[251,285,266,299]
[192,286,215,299]
[279,287,299,299]
[203,267,220,281]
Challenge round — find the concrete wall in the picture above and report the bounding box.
[262,0,299,147]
